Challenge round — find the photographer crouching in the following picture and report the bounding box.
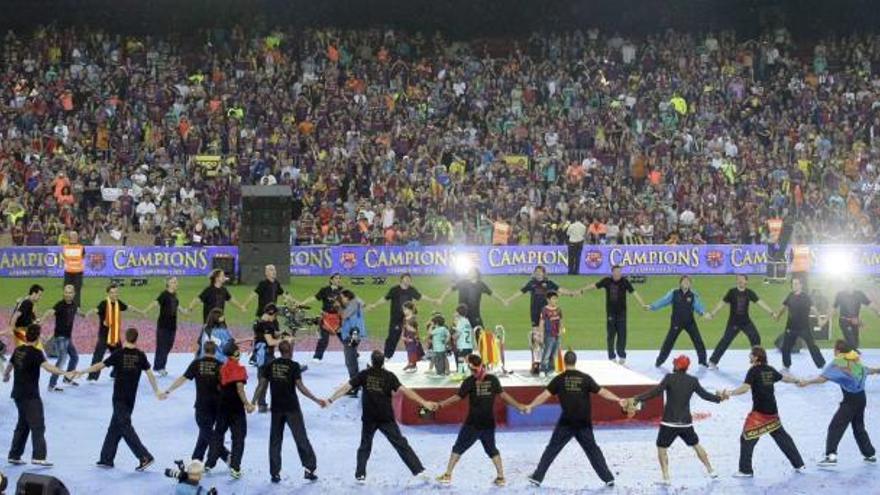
[167,459,216,495]
[339,290,366,398]
[251,304,293,413]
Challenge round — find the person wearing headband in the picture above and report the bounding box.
[721,346,805,477]
[434,354,526,487]
[797,339,880,466]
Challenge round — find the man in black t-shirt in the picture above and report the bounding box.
[775,277,826,371]
[8,284,44,348]
[305,273,343,362]
[164,341,227,463]
[366,273,432,360]
[325,350,436,483]
[435,354,524,487]
[581,265,646,364]
[439,268,507,329]
[3,324,69,465]
[243,264,293,317]
[721,346,805,477]
[78,328,165,471]
[253,340,324,483]
[525,351,622,488]
[832,289,880,350]
[706,275,775,369]
[41,285,89,391]
[142,277,187,376]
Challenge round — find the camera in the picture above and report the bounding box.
[164,459,188,482]
[278,304,321,337]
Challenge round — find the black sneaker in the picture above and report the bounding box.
[96,461,114,469]
[258,405,269,414]
[527,476,541,487]
[135,456,154,472]
[63,378,79,387]
[271,475,281,483]
[304,469,318,481]
[346,389,359,398]
[355,475,366,484]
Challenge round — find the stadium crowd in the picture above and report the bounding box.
[2,26,880,247]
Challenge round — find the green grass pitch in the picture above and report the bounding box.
[4,274,879,350]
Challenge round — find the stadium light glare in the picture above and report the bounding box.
[822,249,856,277]
[452,253,474,276]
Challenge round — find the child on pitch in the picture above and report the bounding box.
[401,302,423,373]
[538,292,563,377]
[428,314,451,376]
[452,304,475,375]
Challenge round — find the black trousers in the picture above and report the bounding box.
[269,410,317,477]
[781,325,825,369]
[313,328,332,360]
[207,410,247,471]
[193,407,227,462]
[356,421,423,478]
[709,320,760,365]
[606,313,627,360]
[656,320,707,366]
[153,325,176,372]
[8,398,46,461]
[343,339,360,384]
[384,322,402,359]
[839,319,861,350]
[826,392,875,457]
[63,271,83,308]
[532,424,613,483]
[88,329,117,380]
[739,426,803,474]
[99,400,151,463]
[567,241,583,275]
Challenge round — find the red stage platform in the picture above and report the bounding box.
[391,360,663,426]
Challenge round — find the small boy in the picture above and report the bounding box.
[429,314,451,375]
[452,304,474,374]
[538,291,563,377]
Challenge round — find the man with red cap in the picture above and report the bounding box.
[624,354,726,485]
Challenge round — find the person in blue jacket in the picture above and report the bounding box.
[645,276,710,368]
[339,289,367,398]
[198,308,234,364]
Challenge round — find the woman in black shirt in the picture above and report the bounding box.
[141,277,189,376]
[188,269,245,323]
[721,346,805,477]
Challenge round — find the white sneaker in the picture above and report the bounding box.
[414,471,431,482]
[32,459,53,467]
[794,466,806,473]
[733,471,753,478]
[818,454,838,467]
[618,358,626,366]
[708,362,719,370]
[865,455,877,463]
[158,370,169,378]
[654,479,671,486]
[781,367,790,374]
[708,470,718,479]
[312,358,322,364]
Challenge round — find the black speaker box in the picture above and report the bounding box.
[16,473,69,495]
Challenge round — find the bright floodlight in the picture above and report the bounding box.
[452,253,474,276]
[822,249,856,277]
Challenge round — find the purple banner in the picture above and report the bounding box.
[0,246,237,278]
[3,244,880,278]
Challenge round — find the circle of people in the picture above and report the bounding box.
[3,264,880,488]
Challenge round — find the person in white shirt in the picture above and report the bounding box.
[135,196,157,225]
[381,203,395,229]
[566,219,586,275]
